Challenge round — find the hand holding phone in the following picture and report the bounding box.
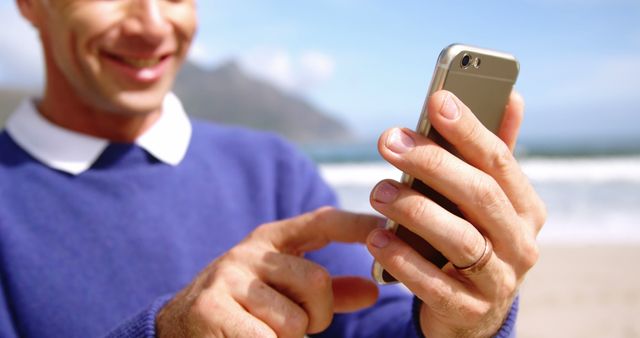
[364,44,545,336]
[372,44,519,283]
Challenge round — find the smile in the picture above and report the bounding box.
[120,57,163,68]
[101,51,174,83]
[103,52,171,69]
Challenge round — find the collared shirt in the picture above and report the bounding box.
[5,92,192,175]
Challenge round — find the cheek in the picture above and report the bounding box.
[39,21,82,77]
[64,5,126,54]
[167,4,198,48]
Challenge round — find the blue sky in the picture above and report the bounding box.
[1,1,639,145]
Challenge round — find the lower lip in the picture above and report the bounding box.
[101,54,172,83]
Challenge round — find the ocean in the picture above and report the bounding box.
[318,156,640,244]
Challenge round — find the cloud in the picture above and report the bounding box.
[240,48,296,90]
[187,42,213,66]
[0,4,44,88]
[187,41,228,69]
[237,47,336,94]
[298,51,336,89]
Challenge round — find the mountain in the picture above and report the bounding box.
[0,61,353,143]
[174,61,352,143]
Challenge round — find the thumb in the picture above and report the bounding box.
[267,207,383,253]
[332,276,379,313]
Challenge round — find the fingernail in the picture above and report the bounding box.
[372,182,399,204]
[369,230,390,248]
[440,94,460,120]
[386,128,415,154]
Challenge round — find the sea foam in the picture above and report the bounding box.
[320,156,640,244]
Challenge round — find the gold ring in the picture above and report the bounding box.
[453,236,493,275]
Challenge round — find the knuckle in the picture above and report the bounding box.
[220,265,246,286]
[533,197,548,229]
[457,227,484,264]
[419,145,447,175]
[427,283,455,314]
[222,246,242,262]
[247,223,271,243]
[284,307,309,337]
[519,238,540,271]
[312,206,336,220]
[385,244,410,268]
[489,142,515,177]
[203,264,244,293]
[383,246,419,283]
[315,205,337,214]
[307,265,332,291]
[304,206,335,227]
[472,176,505,214]
[459,116,484,145]
[223,245,251,264]
[518,187,547,235]
[497,268,519,298]
[202,261,233,288]
[408,195,433,225]
[353,211,372,229]
[189,292,216,323]
[413,274,457,313]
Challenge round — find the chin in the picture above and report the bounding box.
[107,90,169,115]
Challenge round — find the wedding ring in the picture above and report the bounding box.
[454,236,493,275]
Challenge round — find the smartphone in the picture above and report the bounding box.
[372,44,520,284]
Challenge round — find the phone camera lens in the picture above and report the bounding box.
[461,54,471,68]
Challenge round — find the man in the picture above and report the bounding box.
[0,0,545,337]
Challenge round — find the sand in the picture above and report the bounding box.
[517,244,640,338]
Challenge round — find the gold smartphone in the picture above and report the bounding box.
[372,44,519,284]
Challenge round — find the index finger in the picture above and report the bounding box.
[262,207,382,253]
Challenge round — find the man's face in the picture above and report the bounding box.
[25,0,197,115]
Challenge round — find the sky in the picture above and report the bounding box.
[1,1,639,147]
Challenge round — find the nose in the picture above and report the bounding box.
[122,0,172,44]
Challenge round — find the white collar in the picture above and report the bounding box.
[5,92,192,175]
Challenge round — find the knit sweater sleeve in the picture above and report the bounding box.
[103,295,173,338]
[493,295,519,338]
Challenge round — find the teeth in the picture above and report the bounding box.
[120,57,162,68]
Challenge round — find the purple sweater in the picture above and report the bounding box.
[0,120,516,337]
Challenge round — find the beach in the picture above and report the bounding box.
[320,157,640,337]
[518,244,640,338]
